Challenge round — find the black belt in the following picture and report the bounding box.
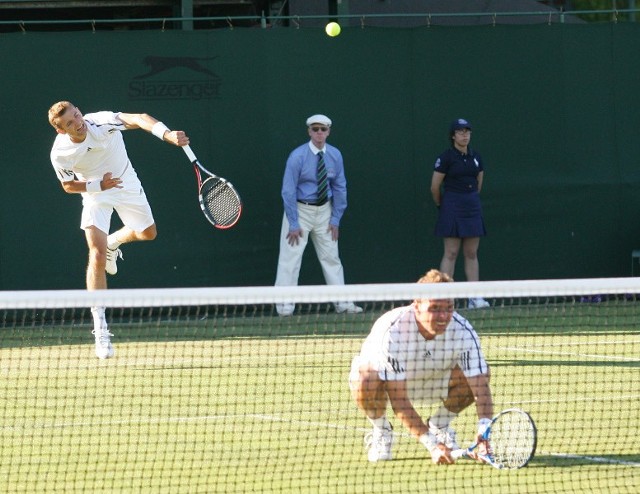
[297,199,329,206]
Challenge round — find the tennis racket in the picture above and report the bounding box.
[182,145,242,229]
[451,408,537,469]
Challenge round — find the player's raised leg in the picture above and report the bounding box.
[105,223,157,275]
[105,185,158,276]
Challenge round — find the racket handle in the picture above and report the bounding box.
[182,145,197,163]
[451,448,470,460]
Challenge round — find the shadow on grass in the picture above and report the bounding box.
[490,359,640,368]
[530,453,640,468]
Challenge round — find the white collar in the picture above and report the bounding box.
[308,142,326,155]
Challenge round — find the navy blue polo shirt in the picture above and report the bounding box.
[433,147,484,193]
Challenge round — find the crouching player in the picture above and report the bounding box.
[349,269,494,463]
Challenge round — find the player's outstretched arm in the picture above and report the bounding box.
[466,373,494,422]
[465,373,494,460]
[118,112,189,147]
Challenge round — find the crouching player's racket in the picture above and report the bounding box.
[182,145,242,229]
[452,408,537,469]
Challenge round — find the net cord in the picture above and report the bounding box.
[1,277,639,309]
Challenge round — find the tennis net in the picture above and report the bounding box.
[0,277,638,493]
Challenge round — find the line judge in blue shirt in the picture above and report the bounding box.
[274,114,362,316]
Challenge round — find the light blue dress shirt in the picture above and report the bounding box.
[281,141,348,230]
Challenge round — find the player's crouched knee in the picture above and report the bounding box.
[141,225,158,241]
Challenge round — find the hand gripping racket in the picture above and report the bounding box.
[182,145,242,229]
[451,408,537,469]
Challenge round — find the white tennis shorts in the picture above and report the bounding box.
[80,181,154,234]
[349,355,451,405]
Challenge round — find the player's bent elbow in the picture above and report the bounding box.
[119,112,150,129]
[138,113,155,128]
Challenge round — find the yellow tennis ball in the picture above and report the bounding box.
[325,22,341,37]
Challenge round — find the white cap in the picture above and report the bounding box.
[306,114,332,127]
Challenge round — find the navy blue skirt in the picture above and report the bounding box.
[434,191,487,238]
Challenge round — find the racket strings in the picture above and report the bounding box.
[490,413,536,469]
[200,178,242,228]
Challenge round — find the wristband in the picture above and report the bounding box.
[477,418,492,435]
[86,180,102,193]
[151,121,170,140]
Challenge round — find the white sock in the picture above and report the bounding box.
[90,306,107,330]
[368,416,391,430]
[429,407,457,430]
[107,233,122,250]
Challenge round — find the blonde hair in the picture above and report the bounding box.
[417,269,453,284]
[47,101,74,130]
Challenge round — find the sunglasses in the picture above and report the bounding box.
[310,126,329,132]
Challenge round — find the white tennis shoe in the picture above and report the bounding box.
[105,248,123,275]
[336,304,363,314]
[364,425,394,462]
[429,423,460,450]
[92,327,114,359]
[468,297,490,309]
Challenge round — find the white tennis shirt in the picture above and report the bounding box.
[358,305,489,383]
[50,111,135,184]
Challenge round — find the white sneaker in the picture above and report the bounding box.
[364,425,394,462]
[105,248,123,275]
[276,303,294,317]
[429,422,460,450]
[336,304,363,314]
[468,297,490,309]
[92,328,114,359]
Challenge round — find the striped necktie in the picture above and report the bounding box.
[316,151,328,204]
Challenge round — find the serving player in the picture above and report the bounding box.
[48,101,189,359]
[349,269,494,463]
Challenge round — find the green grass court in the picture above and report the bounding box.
[0,301,639,493]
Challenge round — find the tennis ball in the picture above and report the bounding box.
[325,22,341,37]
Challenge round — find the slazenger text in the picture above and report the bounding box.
[128,80,221,100]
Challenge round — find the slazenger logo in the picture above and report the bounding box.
[128,56,221,101]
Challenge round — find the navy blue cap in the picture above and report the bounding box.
[450,118,472,132]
